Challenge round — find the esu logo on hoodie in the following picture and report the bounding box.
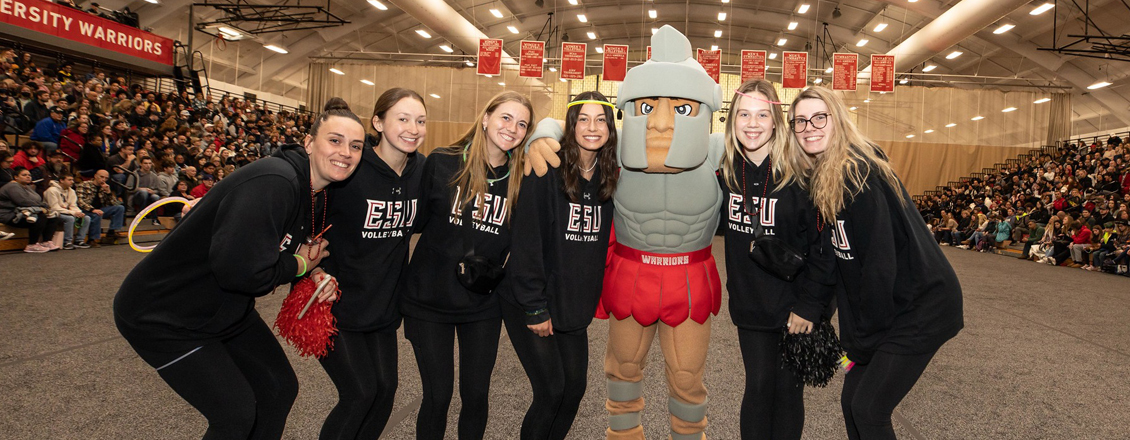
[831,220,855,260]
[362,199,418,239]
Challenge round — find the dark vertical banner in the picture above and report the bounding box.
[741,50,766,82]
[832,53,858,91]
[871,54,896,93]
[696,48,721,83]
[561,42,587,80]
[519,40,545,79]
[602,44,628,81]
[782,51,808,89]
[477,38,503,76]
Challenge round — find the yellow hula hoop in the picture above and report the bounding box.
[127,197,192,253]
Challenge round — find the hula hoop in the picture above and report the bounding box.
[127,197,192,253]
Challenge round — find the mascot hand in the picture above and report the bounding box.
[523,137,561,177]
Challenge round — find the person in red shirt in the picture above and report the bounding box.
[189,173,214,198]
[1068,221,1092,267]
[11,141,45,172]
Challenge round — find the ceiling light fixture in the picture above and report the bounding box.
[874,22,887,32]
[718,12,727,21]
[711,45,719,51]
[906,134,915,138]
[430,93,441,98]
[899,78,909,84]
[439,45,453,53]
[994,24,1015,34]
[825,67,833,73]
[649,9,657,19]
[263,44,288,54]
[651,28,659,35]
[498,82,506,86]
[466,60,475,67]
[769,52,777,59]
[857,39,869,47]
[922,64,937,72]
[549,67,557,72]
[415,29,432,38]
[849,106,857,110]
[971,115,985,121]
[1030,3,1054,15]
[329,68,344,75]
[924,129,934,133]
[945,123,957,127]
[1033,98,1051,104]
[587,31,596,40]
[946,51,963,59]
[507,25,519,34]
[863,99,871,103]
[777,38,788,46]
[595,46,604,53]
[367,0,388,10]
[490,8,503,18]
[1002,107,1018,112]
[714,30,723,38]
[814,78,823,84]
[360,79,375,86]
[577,14,587,23]
[798,4,810,14]
[1088,81,1112,89]
[568,0,578,4]
[788,21,798,30]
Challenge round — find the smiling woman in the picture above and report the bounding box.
[112,97,364,439]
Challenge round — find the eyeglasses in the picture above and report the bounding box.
[789,113,829,133]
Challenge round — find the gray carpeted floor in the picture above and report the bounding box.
[1,236,1128,439]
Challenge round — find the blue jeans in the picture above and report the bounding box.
[131,191,161,216]
[75,215,95,244]
[110,173,128,199]
[82,205,124,240]
[58,213,76,244]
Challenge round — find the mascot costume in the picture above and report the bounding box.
[527,25,725,440]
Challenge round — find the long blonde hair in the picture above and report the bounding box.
[789,87,905,221]
[720,79,797,193]
[446,91,534,222]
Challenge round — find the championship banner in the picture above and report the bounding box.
[696,48,721,83]
[561,42,587,80]
[647,46,651,60]
[602,44,628,81]
[519,40,545,79]
[741,50,766,82]
[477,38,503,76]
[782,51,808,89]
[832,53,858,91]
[0,0,173,65]
[871,54,896,93]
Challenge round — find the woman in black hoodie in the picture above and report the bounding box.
[314,88,427,440]
[498,91,618,440]
[113,98,365,440]
[790,87,964,440]
[718,80,835,439]
[400,91,533,440]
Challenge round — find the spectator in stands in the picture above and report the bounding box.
[128,156,161,215]
[0,151,13,184]
[155,160,178,198]
[1018,220,1046,260]
[11,141,45,176]
[41,150,70,185]
[58,119,88,163]
[1068,221,1092,268]
[23,90,50,123]
[44,173,88,249]
[190,173,213,198]
[0,166,61,252]
[106,144,136,199]
[1086,224,1119,271]
[76,169,124,246]
[30,107,65,153]
[171,180,194,201]
[179,165,198,188]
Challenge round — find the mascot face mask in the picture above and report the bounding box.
[616,25,723,173]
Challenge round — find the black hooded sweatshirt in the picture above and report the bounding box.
[399,147,513,324]
[321,135,424,333]
[824,159,964,364]
[718,156,836,332]
[114,144,317,357]
[497,165,614,332]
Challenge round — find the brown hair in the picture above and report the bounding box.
[560,91,618,202]
[308,97,362,139]
[370,88,426,145]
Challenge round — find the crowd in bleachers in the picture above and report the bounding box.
[0,47,313,252]
[916,136,1130,276]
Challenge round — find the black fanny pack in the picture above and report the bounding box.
[455,202,505,295]
[748,220,806,281]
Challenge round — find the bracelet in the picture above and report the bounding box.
[525,308,549,317]
[295,254,308,277]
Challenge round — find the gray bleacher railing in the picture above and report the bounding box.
[148,77,312,117]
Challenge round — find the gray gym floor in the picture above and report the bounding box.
[1,236,1127,439]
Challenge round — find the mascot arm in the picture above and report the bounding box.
[523,118,565,177]
[708,132,725,171]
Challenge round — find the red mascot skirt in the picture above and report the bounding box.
[596,242,722,327]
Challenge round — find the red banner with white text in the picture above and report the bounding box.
[0,0,173,65]
[602,44,628,81]
[477,38,503,76]
[696,48,721,83]
[741,50,766,82]
[832,53,858,91]
[561,42,586,80]
[870,54,895,93]
[519,40,544,79]
[782,51,807,89]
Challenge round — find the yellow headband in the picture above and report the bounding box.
[567,99,615,108]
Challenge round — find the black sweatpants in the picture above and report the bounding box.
[150,316,298,440]
[501,301,589,440]
[840,349,938,440]
[737,328,804,440]
[404,315,501,440]
[317,330,399,440]
[11,215,60,244]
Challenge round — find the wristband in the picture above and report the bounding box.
[295,254,308,277]
[525,308,549,317]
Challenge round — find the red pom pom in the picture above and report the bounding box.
[274,277,339,358]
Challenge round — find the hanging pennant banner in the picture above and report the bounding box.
[477,38,503,76]
[602,44,629,81]
[561,42,587,80]
[871,54,896,93]
[647,46,652,60]
[696,48,721,83]
[782,51,808,89]
[832,53,858,91]
[741,50,767,82]
[519,40,545,79]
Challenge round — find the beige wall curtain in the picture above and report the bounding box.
[1046,93,1072,147]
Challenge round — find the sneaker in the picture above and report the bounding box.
[63,242,76,250]
[23,243,49,253]
[41,241,60,251]
[73,242,91,249]
[0,231,15,240]
[87,238,101,248]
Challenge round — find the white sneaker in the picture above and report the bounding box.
[0,231,15,240]
[23,243,49,253]
[40,241,60,251]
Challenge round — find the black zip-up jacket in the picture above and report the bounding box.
[114,144,316,357]
[399,147,513,323]
[498,165,614,332]
[322,137,424,333]
[824,159,964,364]
[719,156,835,332]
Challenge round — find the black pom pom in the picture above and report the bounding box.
[780,319,844,388]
